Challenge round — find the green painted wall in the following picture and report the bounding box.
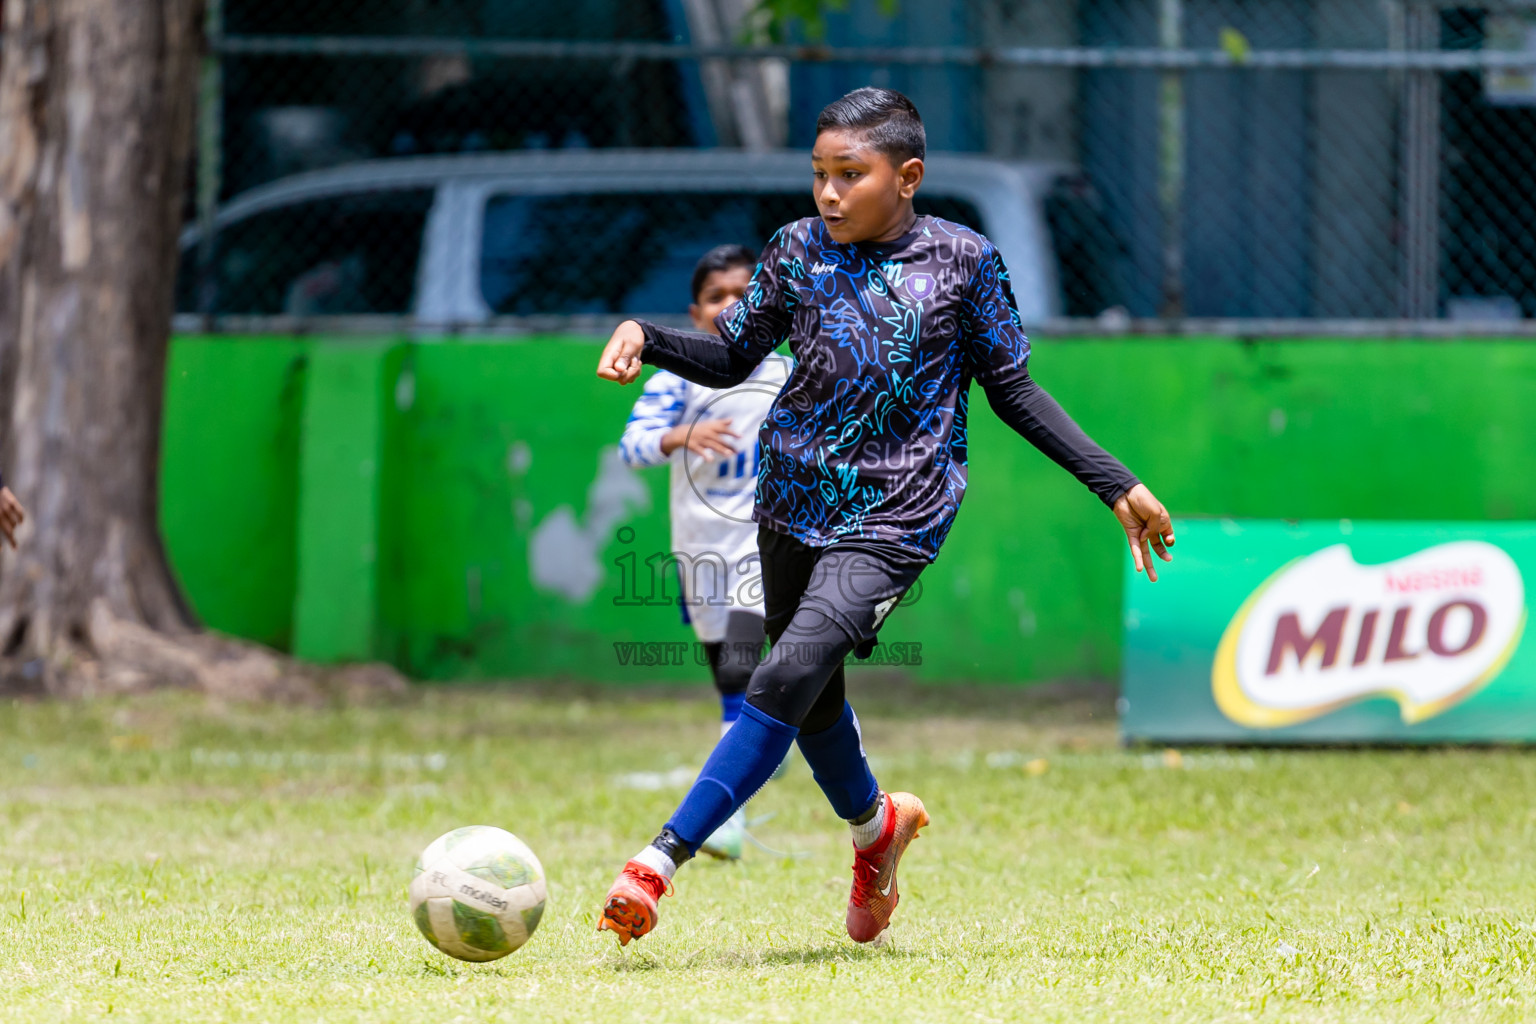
[160,335,1536,684]
[291,341,401,662]
[374,341,669,678]
[160,339,306,650]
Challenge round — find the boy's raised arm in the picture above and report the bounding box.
[598,318,745,387]
[596,229,797,389]
[981,373,1138,506]
[643,321,759,389]
[596,316,767,390]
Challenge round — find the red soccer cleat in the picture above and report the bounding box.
[845,792,929,943]
[597,860,672,946]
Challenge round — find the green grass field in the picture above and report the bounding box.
[3,684,1535,1023]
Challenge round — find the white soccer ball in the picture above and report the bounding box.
[409,825,547,962]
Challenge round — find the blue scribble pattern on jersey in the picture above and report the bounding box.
[716,216,1032,561]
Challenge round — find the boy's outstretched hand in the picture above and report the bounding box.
[1113,483,1174,582]
[0,486,25,550]
[596,320,646,385]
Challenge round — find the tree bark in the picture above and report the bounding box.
[0,0,203,691]
[0,0,408,702]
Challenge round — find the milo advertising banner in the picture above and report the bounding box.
[1120,520,1536,743]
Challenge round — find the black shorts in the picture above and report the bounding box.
[757,525,928,651]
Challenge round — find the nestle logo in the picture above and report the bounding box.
[810,262,836,275]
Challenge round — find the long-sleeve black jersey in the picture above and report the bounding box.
[637,215,1138,560]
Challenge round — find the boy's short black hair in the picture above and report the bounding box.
[815,87,926,163]
[690,244,757,302]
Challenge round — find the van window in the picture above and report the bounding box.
[1044,173,1129,317]
[479,192,985,316]
[179,189,432,315]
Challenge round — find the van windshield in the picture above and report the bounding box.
[479,191,984,316]
[178,189,433,316]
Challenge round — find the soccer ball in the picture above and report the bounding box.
[409,825,547,962]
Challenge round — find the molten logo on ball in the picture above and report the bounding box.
[1213,541,1527,728]
[410,825,547,962]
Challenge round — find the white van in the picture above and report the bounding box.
[177,150,1073,327]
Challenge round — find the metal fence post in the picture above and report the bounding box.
[195,0,224,321]
[1399,2,1440,319]
[1158,0,1186,319]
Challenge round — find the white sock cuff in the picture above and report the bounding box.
[850,792,888,849]
[634,845,678,880]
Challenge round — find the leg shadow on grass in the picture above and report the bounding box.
[755,943,922,966]
[601,942,922,973]
[602,949,668,972]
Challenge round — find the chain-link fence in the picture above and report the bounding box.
[178,0,1536,334]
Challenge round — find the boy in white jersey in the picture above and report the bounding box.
[618,244,792,859]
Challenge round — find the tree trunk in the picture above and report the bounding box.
[0,0,203,691]
[0,0,408,702]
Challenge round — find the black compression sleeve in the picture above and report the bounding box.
[636,321,758,388]
[984,372,1139,507]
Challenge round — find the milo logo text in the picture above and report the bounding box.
[1213,542,1526,728]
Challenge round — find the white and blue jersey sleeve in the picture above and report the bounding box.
[616,357,793,643]
[619,370,689,469]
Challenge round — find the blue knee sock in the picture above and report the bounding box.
[719,690,745,726]
[795,702,880,820]
[666,703,798,851]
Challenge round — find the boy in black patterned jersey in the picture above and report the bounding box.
[595,87,1175,947]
